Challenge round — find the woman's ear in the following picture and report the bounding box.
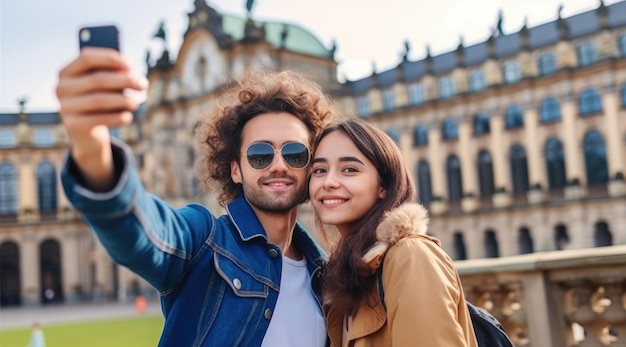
[378,188,386,199]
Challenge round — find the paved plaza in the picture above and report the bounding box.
[0,301,162,330]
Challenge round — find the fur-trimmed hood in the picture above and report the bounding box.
[362,203,430,272]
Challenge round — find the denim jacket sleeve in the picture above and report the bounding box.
[60,139,214,291]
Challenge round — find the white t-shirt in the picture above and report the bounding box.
[261,256,326,347]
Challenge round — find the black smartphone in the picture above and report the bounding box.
[78,25,120,51]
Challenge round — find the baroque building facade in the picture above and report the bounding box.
[1,0,625,307]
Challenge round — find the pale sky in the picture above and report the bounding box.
[0,0,618,112]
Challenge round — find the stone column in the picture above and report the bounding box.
[489,115,507,189]
[602,91,624,176]
[523,272,568,347]
[561,99,581,182]
[20,230,40,305]
[61,229,80,302]
[458,121,475,195]
[18,161,36,222]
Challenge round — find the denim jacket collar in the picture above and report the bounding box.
[226,196,326,266]
[225,196,267,242]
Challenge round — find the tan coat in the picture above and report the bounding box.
[326,203,479,347]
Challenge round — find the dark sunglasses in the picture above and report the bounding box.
[245,142,310,170]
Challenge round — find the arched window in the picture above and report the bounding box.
[473,112,490,135]
[538,51,556,76]
[382,89,396,111]
[510,144,529,195]
[412,124,428,147]
[518,227,534,254]
[408,83,425,105]
[485,230,499,258]
[555,224,570,250]
[593,221,612,247]
[442,118,458,140]
[40,239,64,303]
[505,105,524,129]
[356,96,370,117]
[37,161,57,216]
[577,41,597,67]
[387,129,400,145]
[620,34,626,57]
[477,150,495,198]
[0,241,21,306]
[583,130,609,185]
[439,76,456,99]
[417,161,433,205]
[502,60,521,84]
[468,69,486,92]
[0,162,18,216]
[578,89,602,115]
[540,97,561,123]
[446,155,463,202]
[545,138,567,190]
[453,232,467,260]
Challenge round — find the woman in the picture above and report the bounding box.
[309,118,478,347]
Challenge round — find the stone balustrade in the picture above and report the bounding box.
[456,245,626,347]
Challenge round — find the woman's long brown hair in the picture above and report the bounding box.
[316,118,417,316]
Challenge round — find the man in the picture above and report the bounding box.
[56,47,335,346]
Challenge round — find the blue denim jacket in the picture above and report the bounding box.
[61,140,327,347]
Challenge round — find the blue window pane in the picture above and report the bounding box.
[439,77,455,99]
[583,130,609,185]
[0,162,19,214]
[413,125,428,146]
[485,230,500,258]
[519,228,534,254]
[538,52,556,76]
[469,69,486,92]
[387,129,400,145]
[577,42,597,67]
[540,97,561,122]
[510,145,529,194]
[505,105,524,129]
[579,89,602,115]
[473,113,490,135]
[382,89,395,111]
[442,119,458,140]
[478,150,495,198]
[503,61,521,84]
[356,96,370,117]
[408,83,425,105]
[446,155,463,202]
[545,138,567,190]
[37,161,57,213]
[453,232,467,260]
[417,161,433,205]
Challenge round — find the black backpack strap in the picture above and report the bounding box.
[376,266,387,311]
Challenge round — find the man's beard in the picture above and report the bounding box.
[242,175,307,215]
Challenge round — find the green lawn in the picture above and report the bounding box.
[0,315,164,347]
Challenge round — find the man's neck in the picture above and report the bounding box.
[253,207,302,260]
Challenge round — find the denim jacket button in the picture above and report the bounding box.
[264,308,273,320]
[268,248,279,258]
[233,278,242,290]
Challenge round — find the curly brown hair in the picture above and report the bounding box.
[195,71,336,206]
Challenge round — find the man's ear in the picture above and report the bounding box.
[231,160,242,184]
